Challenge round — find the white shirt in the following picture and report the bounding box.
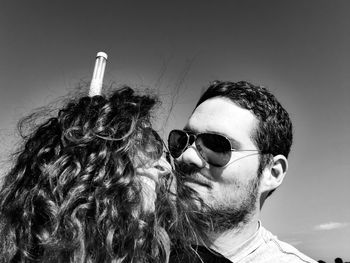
[210,222,317,263]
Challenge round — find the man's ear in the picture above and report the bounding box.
[260,155,288,194]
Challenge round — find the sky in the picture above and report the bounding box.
[0,1,349,261]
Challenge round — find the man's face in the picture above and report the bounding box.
[176,97,262,231]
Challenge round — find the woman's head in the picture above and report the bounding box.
[0,86,173,262]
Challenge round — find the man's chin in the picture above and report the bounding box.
[185,184,211,207]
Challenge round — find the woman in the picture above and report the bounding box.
[0,86,175,263]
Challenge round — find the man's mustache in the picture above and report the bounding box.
[174,161,201,179]
[174,161,213,188]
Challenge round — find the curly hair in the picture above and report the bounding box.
[0,86,175,263]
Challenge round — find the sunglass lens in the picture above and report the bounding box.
[168,130,188,158]
[196,133,232,166]
[199,133,231,152]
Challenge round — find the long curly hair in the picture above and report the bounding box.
[0,86,175,263]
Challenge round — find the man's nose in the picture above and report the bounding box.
[178,145,206,168]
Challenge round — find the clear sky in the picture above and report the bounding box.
[0,1,349,262]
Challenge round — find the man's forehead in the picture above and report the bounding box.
[185,97,258,143]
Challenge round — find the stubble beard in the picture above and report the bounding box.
[199,175,260,234]
[175,161,261,236]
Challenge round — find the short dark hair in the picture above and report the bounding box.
[0,86,171,262]
[196,80,293,171]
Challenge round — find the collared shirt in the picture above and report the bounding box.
[170,223,317,263]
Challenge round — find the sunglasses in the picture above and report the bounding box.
[168,129,260,167]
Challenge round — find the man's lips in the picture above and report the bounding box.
[184,175,212,188]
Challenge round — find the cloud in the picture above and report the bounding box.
[314,222,350,231]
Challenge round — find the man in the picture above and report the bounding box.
[168,81,317,262]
